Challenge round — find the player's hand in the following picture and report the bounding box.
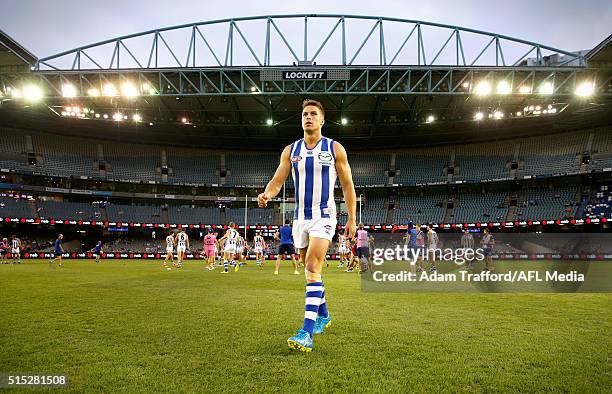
[257,192,270,207]
[345,218,357,239]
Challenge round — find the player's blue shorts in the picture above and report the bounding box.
[54,250,62,257]
[278,243,295,256]
[483,247,492,256]
[356,247,370,258]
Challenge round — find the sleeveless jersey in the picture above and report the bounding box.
[254,235,264,248]
[166,235,174,248]
[12,239,20,249]
[225,229,239,245]
[339,235,348,248]
[290,137,337,221]
[177,232,188,247]
[236,237,245,249]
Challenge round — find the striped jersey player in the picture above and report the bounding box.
[258,99,356,352]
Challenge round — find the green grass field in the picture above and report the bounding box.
[1,259,610,393]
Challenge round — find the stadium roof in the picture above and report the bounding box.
[586,34,612,67]
[0,29,37,72]
[0,15,610,150]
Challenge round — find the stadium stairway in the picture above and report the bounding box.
[443,199,454,223]
[162,206,169,223]
[27,200,39,219]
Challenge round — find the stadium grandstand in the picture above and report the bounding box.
[0,15,610,255]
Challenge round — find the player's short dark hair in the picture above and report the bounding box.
[302,99,325,117]
[285,219,291,225]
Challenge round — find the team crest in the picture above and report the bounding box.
[291,156,302,163]
[318,152,332,162]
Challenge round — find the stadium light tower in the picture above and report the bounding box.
[426,115,435,123]
[121,82,139,97]
[266,118,274,126]
[474,81,492,96]
[575,81,595,97]
[62,83,78,98]
[103,83,118,97]
[341,117,348,125]
[23,84,44,102]
[474,112,485,121]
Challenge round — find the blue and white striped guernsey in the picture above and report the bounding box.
[290,136,337,221]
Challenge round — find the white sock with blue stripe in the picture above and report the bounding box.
[301,281,324,336]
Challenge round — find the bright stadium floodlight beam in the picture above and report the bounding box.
[496,81,511,95]
[103,114,109,119]
[341,117,348,125]
[62,83,77,98]
[133,114,142,122]
[23,84,43,102]
[474,81,491,96]
[575,81,594,97]
[266,118,273,126]
[493,110,504,119]
[474,112,484,121]
[87,88,100,97]
[426,115,435,123]
[181,117,188,124]
[538,81,554,95]
[10,88,22,99]
[519,85,532,94]
[121,82,139,97]
[103,83,118,97]
[112,112,123,121]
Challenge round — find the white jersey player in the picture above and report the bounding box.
[337,234,350,267]
[11,235,22,264]
[163,233,175,268]
[219,223,239,273]
[175,230,189,268]
[253,231,267,267]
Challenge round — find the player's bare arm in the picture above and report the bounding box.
[333,141,357,239]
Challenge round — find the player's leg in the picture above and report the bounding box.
[299,237,330,337]
[292,249,299,275]
[274,250,282,275]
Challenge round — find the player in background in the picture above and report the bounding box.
[274,220,298,275]
[355,224,370,273]
[175,229,189,269]
[461,228,475,270]
[337,233,350,268]
[214,231,222,267]
[415,224,426,273]
[259,99,356,352]
[253,231,267,267]
[9,235,22,264]
[164,232,175,268]
[235,235,249,270]
[93,241,103,263]
[480,228,495,271]
[367,233,375,271]
[426,224,439,272]
[48,234,63,267]
[0,237,8,264]
[219,222,239,273]
[203,229,219,271]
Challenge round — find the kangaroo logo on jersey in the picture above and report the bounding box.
[291,155,302,163]
[318,152,332,163]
